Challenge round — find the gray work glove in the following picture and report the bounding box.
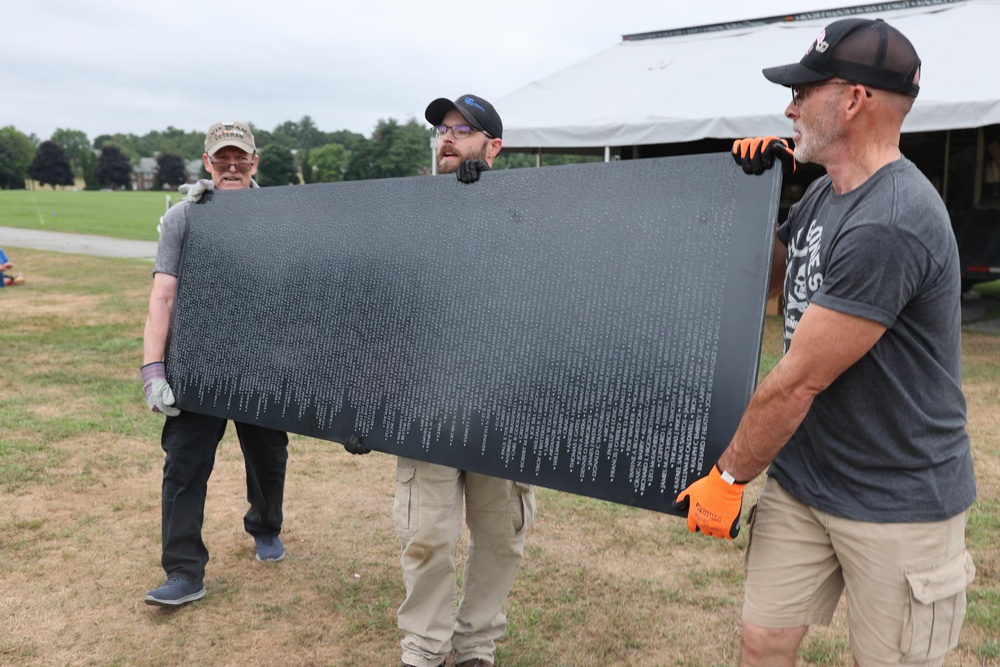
[178,178,215,203]
[141,361,180,416]
[342,434,370,455]
[457,159,490,184]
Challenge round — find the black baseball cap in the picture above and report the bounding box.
[763,18,921,97]
[425,94,503,139]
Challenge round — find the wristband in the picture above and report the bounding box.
[716,464,750,486]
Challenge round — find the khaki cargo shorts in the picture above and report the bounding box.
[743,477,975,666]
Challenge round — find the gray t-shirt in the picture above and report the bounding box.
[154,180,259,276]
[772,157,975,522]
[154,200,190,277]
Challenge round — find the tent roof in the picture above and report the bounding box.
[497,0,1000,150]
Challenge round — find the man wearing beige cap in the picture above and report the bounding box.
[141,120,290,607]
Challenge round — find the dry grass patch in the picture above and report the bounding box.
[0,250,997,666]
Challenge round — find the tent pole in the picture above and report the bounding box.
[604,146,610,162]
[942,130,950,202]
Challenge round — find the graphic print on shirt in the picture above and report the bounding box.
[783,218,823,350]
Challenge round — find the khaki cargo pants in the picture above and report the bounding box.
[395,457,536,667]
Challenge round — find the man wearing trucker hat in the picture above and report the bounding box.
[142,120,290,607]
[677,18,976,666]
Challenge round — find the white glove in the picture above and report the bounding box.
[141,362,180,417]
[178,178,215,203]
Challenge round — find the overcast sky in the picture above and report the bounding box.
[2,0,847,142]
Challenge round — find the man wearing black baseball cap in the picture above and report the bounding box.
[425,94,504,183]
[394,94,534,667]
[679,18,976,667]
[762,17,921,96]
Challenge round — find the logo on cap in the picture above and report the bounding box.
[212,121,247,141]
[807,29,828,55]
[463,96,486,113]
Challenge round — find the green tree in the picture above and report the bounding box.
[155,153,188,189]
[272,115,326,151]
[298,149,313,184]
[303,143,346,183]
[256,144,298,187]
[50,128,92,175]
[28,141,75,188]
[96,145,133,189]
[343,118,432,181]
[342,137,372,181]
[80,150,99,190]
[297,116,325,149]
[0,143,24,189]
[249,123,273,151]
[269,121,298,150]
[325,129,365,152]
[94,133,140,162]
[139,127,204,161]
[0,126,36,190]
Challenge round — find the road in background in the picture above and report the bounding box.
[0,225,156,261]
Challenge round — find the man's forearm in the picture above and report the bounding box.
[143,308,172,365]
[143,276,176,365]
[716,359,815,482]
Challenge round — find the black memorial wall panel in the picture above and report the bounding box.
[166,154,781,515]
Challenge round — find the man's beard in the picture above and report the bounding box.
[793,110,841,166]
[437,140,489,174]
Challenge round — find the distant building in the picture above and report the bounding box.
[132,156,203,191]
[132,157,158,191]
[185,159,202,183]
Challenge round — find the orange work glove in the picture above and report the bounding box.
[673,464,747,539]
[732,136,796,176]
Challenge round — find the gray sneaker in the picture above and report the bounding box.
[254,534,286,562]
[144,577,206,606]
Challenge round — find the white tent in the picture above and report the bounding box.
[496,0,1000,152]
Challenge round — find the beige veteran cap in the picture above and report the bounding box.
[204,120,256,156]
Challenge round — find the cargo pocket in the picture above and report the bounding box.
[393,466,418,540]
[506,482,536,538]
[900,550,976,662]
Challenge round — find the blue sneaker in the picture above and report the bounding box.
[254,534,286,562]
[144,577,206,607]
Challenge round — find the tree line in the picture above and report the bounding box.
[0,115,595,191]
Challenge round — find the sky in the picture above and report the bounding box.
[1,0,849,142]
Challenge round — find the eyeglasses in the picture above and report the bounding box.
[209,158,254,173]
[791,81,873,106]
[434,124,492,139]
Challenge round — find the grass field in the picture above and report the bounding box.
[0,190,170,241]
[0,211,998,664]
